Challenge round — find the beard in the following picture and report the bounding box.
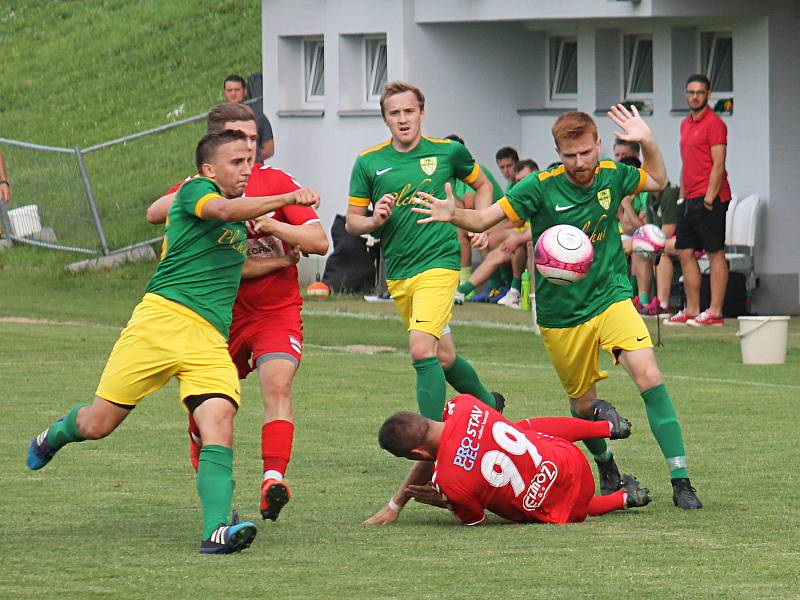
[689,97,708,112]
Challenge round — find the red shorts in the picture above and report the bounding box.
[228,306,303,380]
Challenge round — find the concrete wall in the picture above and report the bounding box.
[262,0,800,312]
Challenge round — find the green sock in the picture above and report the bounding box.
[511,277,522,292]
[444,355,495,408]
[47,403,89,449]
[500,264,513,287]
[641,384,688,479]
[487,269,503,291]
[197,445,234,540]
[457,281,476,295]
[412,356,447,420]
[570,407,612,461]
[459,267,472,284]
[639,292,649,305]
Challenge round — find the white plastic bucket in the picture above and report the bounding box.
[736,316,790,364]
[8,204,42,237]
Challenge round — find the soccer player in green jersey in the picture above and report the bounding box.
[346,81,502,524]
[413,106,702,510]
[26,130,321,553]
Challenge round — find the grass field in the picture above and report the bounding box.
[2,256,799,599]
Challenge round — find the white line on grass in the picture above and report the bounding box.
[6,314,798,390]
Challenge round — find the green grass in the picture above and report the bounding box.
[2,259,799,599]
[1,0,262,253]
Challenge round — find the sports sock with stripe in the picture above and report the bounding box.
[570,407,612,462]
[47,402,89,449]
[443,355,496,408]
[457,281,476,295]
[197,445,234,540]
[412,356,447,420]
[641,384,688,479]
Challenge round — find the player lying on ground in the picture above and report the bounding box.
[147,102,328,522]
[412,106,702,509]
[26,130,320,554]
[377,394,650,525]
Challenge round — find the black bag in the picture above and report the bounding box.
[321,214,378,293]
[700,270,748,317]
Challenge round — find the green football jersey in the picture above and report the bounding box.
[500,160,646,328]
[349,136,480,279]
[646,183,679,228]
[146,177,247,337]
[452,163,504,205]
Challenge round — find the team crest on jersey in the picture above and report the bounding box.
[597,189,611,210]
[420,157,437,176]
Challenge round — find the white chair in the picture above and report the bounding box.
[724,194,739,243]
[725,193,761,289]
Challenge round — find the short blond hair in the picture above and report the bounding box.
[551,112,598,148]
[379,81,425,117]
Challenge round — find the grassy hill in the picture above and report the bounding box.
[0,0,263,256]
[1,0,262,146]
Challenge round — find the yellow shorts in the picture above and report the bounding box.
[387,268,459,338]
[96,293,241,409]
[539,299,651,399]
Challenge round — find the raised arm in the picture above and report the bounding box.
[345,194,394,236]
[200,188,319,222]
[608,104,667,192]
[412,183,507,233]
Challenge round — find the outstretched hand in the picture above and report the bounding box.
[411,182,456,224]
[363,505,401,525]
[608,104,652,143]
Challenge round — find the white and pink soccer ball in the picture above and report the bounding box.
[632,224,666,257]
[534,224,594,286]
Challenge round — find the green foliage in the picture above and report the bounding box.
[2,261,800,598]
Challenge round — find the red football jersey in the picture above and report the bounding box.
[161,164,320,315]
[432,395,589,525]
[235,164,319,316]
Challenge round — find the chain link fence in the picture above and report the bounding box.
[0,98,261,260]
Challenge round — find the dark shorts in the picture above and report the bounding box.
[675,196,728,253]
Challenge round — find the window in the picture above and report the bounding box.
[365,37,387,103]
[549,36,578,100]
[624,35,653,98]
[303,38,324,103]
[701,32,733,94]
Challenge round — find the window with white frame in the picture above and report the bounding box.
[549,36,578,100]
[701,32,733,94]
[303,38,325,103]
[623,35,653,98]
[365,36,387,104]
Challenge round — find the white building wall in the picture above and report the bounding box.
[262,0,800,312]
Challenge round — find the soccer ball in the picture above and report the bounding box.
[306,281,331,297]
[632,224,666,257]
[534,224,594,286]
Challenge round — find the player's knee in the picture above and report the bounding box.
[437,349,455,370]
[636,365,663,390]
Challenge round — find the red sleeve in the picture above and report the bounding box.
[708,116,728,146]
[434,479,485,525]
[281,203,320,226]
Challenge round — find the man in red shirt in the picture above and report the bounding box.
[377,395,651,525]
[147,103,329,521]
[665,74,732,327]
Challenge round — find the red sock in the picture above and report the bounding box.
[587,490,626,516]
[515,417,610,442]
[261,420,294,476]
[188,413,202,472]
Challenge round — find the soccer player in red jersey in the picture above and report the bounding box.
[147,103,328,521]
[377,394,651,525]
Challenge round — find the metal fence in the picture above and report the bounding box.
[0,98,262,258]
